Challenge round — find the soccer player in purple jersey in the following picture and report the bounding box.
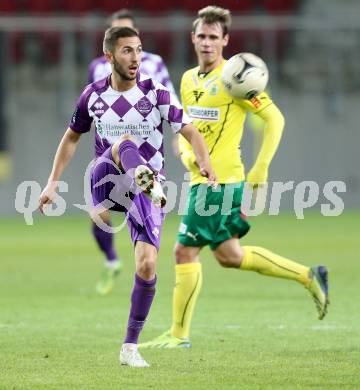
[88,9,180,295]
[39,26,216,368]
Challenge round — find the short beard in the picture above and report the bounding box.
[113,58,137,81]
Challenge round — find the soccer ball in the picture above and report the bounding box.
[221,52,269,100]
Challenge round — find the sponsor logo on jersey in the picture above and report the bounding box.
[193,90,204,103]
[187,106,220,121]
[93,102,105,115]
[198,124,214,136]
[96,122,104,136]
[95,122,152,138]
[250,96,261,109]
[94,101,104,110]
[71,106,80,124]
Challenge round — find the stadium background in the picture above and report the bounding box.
[0,1,359,388]
[0,0,359,214]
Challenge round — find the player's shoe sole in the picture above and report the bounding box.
[95,260,123,296]
[135,165,166,208]
[307,265,329,320]
[139,330,192,349]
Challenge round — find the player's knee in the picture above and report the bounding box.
[89,209,110,225]
[136,249,157,279]
[214,248,244,268]
[174,243,194,264]
[138,257,156,279]
[215,253,234,268]
[111,136,135,166]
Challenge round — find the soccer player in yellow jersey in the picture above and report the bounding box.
[141,6,329,349]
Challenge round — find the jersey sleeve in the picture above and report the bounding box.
[69,86,93,134]
[156,87,192,134]
[235,91,273,114]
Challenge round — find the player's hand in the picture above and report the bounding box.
[39,181,58,214]
[246,163,268,188]
[199,162,218,188]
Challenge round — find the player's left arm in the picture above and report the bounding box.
[180,124,217,185]
[247,102,285,186]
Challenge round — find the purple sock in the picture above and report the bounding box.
[118,140,143,175]
[92,222,117,262]
[124,273,157,344]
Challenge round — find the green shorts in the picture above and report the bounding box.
[177,182,250,250]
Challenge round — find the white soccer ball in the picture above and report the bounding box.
[221,52,269,100]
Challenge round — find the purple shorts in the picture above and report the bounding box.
[91,147,164,250]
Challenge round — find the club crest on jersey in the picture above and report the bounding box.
[136,97,152,116]
[209,84,219,96]
[193,90,204,103]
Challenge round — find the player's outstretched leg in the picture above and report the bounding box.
[240,246,329,319]
[115,139,166,208]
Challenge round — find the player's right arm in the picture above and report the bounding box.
[179,123,216,185]
[39,85,93,213]
[39,128,81,213]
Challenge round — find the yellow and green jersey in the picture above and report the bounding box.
[179,60,273,185]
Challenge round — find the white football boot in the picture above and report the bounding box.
[119,343,150,368]
[134,165,166,208]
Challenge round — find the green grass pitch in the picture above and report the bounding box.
[1,212,359,389]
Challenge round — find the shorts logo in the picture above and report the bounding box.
[186,232,198,241]
[179,222,187,234]
[152,227,160,238]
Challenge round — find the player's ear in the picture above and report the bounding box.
[223,33,229,47]
[105,51,114,64]
[191,31,196,44]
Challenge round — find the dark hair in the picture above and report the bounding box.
[106,9,136,29]
[192,6,231,36]
[103,26,139,54]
